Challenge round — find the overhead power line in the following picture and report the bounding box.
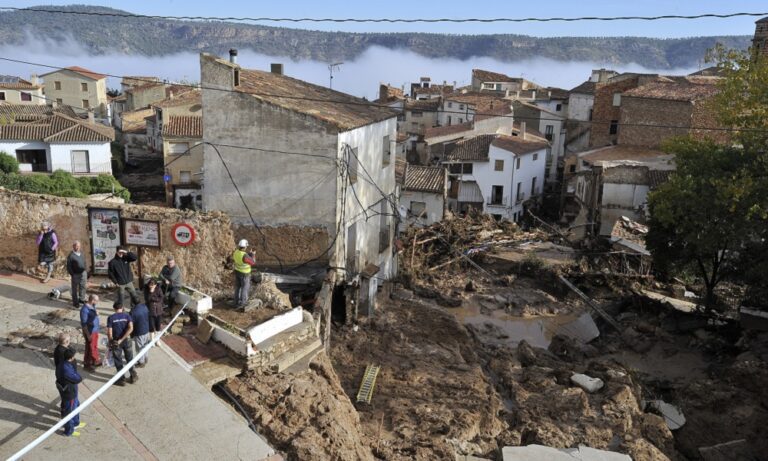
[0,6,766,23]
[4,56,767,134]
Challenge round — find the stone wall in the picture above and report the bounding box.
[618,98,693,147]
[0,188,236,296]
[590,76,640,147]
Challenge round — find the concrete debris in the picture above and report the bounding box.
[570,373,605,393]
[645,400,685,430]
[196,318,215,344]
[698,439,755,461]
[253,279,292,310]
[501,445,631,461]
[243,298,263,313]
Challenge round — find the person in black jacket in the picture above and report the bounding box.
[36,221,58,283]
[66,241,87,307]
[56,348,85,437]
[53,333,73,367]
[107,246,139,307]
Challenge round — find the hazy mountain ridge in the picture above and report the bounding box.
[0,5,751,68]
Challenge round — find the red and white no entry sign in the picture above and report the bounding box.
[171,223,196,246]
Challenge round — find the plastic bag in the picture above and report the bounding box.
[104,347,114,368]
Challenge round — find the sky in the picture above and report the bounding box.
[7,0,767,37]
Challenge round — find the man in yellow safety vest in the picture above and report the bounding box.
[232,239,256,308]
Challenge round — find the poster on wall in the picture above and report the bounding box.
[123,219,161,248]
[88,208,121,275]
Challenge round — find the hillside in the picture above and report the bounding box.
[0,5,752,68]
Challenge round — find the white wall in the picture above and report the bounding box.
[533,100,567,117]
[339,118,397,282]
[568,93,593,121]
[0,88,45,105]
[438,100,475,127]
[50,143,112,174]
[599,183,651,235]
[537,117,565,182]
[401,190,444,226]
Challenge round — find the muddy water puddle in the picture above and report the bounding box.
[452,300,598,349]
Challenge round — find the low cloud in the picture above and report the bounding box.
[0,36,698,98]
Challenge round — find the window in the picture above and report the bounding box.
[397,114,405,122]
[462,163,473,174]
[82,99,90,109]
[588,108,593,121]
[379,201,390,253]
[569,164,576,173]
[458,118,463,124]
[531,177,538,196]
[21,92,32,102]
[169,142,189,155]
[56,98,63,106]
[71,150,89,173]
[612,93,621,106]
[555,103,562,112]
[533,153,538,161]
[490,185,504,205]
[447,102,453,108]
[516,157,521,170]
[609,120,618,135]
[233,69,240,86]
[459,104,464,110]
[382,135,391,166]
[449,163,473,174]
[494,159,504,171]
[179,171,192,184]
[516,182,523,203]
[81,82,88,92]
[410,201,426,217]
[545,125,554,141]
[412,111,423,118]
[447,115,452,125]
[54,81,61,90]
[0,92,5,101]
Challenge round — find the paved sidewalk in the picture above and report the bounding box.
[0,272,275,461]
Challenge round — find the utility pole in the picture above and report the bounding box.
[328,62,343,89]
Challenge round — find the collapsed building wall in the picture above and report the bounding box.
[0,188,236,295]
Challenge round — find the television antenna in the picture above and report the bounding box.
[328,62,343,89]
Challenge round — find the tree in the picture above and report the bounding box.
[646,139,761,306]
[0,151,19,174]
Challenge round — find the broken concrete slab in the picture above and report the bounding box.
[698,439,754,461]
[501,445,631,461]
[571,373,604,393]
[642,289,698,313]
[646,400,686,430]
[248,307,304,346]
[196,318,215,344]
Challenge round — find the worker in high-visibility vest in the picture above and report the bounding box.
[232,239,256,308]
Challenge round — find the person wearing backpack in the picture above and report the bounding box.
[36,221,58,283]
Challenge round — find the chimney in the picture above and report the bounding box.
[229,49,238,64]
[271,63,284,75]
[531,90,536,100]
[547,90,552,99]
[87,111,95,124]
[30,74,39,86]
[520,121,526,140]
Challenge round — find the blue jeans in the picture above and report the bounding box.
[61,397,80,436]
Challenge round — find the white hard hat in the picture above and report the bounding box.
[238,239,248,248]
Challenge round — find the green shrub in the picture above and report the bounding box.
[0,170,130,201]
[0,151,19,174]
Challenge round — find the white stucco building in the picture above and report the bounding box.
[0,75,44,105]
[200,52,398,314]
[442,134,549,222]
[512,100,565,187]
[400,164,447,227]
[0,107,114,175]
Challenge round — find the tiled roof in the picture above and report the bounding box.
[444,91,512,120]
[405,98,441,111]
[153,89,201,108]
[688,67,727,77]
[395,157,407,185]
[414,84,454,95]
[472,69,518,83]
[126,81,165,93]
[41,66,107,81]
[396,132,409,143]
[0,112,114,143]
[543,87,570,100]
[579,145,670,164]
[491,135,549,155]
[236,67,397,131]
[0,75,41,90]
[623,78,720,102]
[163,115,202,138]
[120,108,153,134]
[648,170,673,189]
[569,81,596,95]
[512,121,546,140]
[374,84,405,104]
[444,134,496,162]
[0,103,76,121]
[425,121,473,139]
[403,164,445,194]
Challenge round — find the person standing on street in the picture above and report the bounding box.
[107,302,138,385]
[130,301,151,367]
[160,255,183,307]
[36,221,58,283]
[108,246,139,307]
[232,239,256,308]
[53,332,73,367]
[55,348,86,437]
[67,241,87,307]
[80,294,102,371]
[145,279,164,341]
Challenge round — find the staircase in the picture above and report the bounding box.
[247,313,323,373]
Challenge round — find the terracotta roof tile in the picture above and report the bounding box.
[472,69,519,83]
[491,135,549,155]
[0,103,76,121]
[623,78,720,102]
[0,75,41,90]
[236,68,397,131]
[403,164,445,194]
[405,99,441,111]
[569,81,596,95]
[444,134,496,162]
[425,122,473,139]
[120,108,154,134]
[153,89,201,108]
[163,115,202,138]
[41,66,107,81]
[0,112,114,143]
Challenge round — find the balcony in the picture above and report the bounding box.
[486,196,508,207]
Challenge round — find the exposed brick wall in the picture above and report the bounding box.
[590,76,640,147]
[618,98,693,147]
[691,100,731,145]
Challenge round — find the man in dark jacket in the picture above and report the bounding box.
[56,348,86,437]
[108,246,139,307]
[66,240,87,307]
[36,221,58,283]
[130,302,151,367]
[107,302,138,385]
